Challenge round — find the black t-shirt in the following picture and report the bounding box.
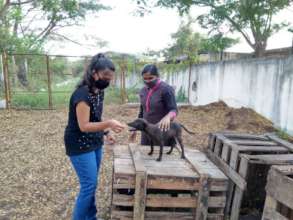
[64,85,104,156]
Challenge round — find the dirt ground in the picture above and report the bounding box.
[0,102,279,220]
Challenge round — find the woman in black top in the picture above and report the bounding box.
[64,53,125,220]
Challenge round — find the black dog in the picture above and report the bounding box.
[128,118,195,161]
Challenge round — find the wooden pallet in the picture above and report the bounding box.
[207,132,293,220]
[262,165,293,220]
[111,144,228,220]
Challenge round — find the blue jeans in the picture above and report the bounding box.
[69,147,103,220]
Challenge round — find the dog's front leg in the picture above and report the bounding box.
[156,143,163,161]
[148,140,154,155]
[167,141,176,155]
[176,137,186,159]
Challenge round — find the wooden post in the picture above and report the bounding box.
[196,175,210,220]
[188,62,192,104]
[129,144,147,220]
[262,195,278,220]
[46,55,53,110]
[230,155,249,220]
[183,149,211,220]
[2,51,11,109]
[120,60,127,104]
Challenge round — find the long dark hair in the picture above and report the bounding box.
[77,53,115,92]
[141,64,159,76]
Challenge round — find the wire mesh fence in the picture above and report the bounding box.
[0,51,190,110]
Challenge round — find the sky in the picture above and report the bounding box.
[45,0,293,56]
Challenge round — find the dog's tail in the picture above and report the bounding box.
[180,124,195,135]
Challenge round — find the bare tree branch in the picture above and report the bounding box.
[9,0,34,6]
[35,19,56,40]
[0,0,11,18]
[50,32,83,46]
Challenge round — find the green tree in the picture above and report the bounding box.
[0,0,109,86]
[136,0,293,57]
[156,18,237,62]
[163,19,202,64]
[202,34,239,53]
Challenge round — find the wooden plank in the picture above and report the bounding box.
[112,194,226,209]
[129,144,145,172]
[207,149,246,190]
[147,195,197,208]
[113,175,227,192]
[266,166,293,210]
[114,164,135,175]
[230,156,249,220]
[266,134,293,152]
[144,160,190,168]
[207,214,225,220]
[208,133,217,150]
[111,210,195,220]
[113,175,200,190]
[146,166,198,178]
[224,146,240,216]
[243,154,293,164]
[235,146,288,153]
[185,149,228,180]
[238,155,249,179]
[214,137,223,156]
[112,194,197,208]
[111,210,224,220]
[229,148,240,170]
[115,158,190,168]
[261,195,288,220]
[129,144,147,220]
[214,134,241,150]
[208,196,226,208]
[209,180,228,192]
[147,176,200,190]
[224,181,235,216]
[221,144,230,162]
[113,173,135,189]
[221,132,268,141]
[231,140,278,146]
[273,165,293,175]
[196,175,210,220]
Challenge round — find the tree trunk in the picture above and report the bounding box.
[15,56,29,87]
[0,54,3,83]
[253,41,267,57]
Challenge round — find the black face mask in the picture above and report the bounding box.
[95,79,110,90]
[144,79,158,88]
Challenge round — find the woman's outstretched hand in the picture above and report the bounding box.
[108,119,126,133]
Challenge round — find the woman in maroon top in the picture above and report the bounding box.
[130,64,178,145]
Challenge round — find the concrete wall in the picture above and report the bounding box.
[187,56,293,134]
[119,56,293,134]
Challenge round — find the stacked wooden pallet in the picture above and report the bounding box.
[207,132,293,220]
[111,144,228,220]
[262,165,293,220]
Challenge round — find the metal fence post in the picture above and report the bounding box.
[2,51,11,110]
[188,62,192,104]
[46,55,53,110]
